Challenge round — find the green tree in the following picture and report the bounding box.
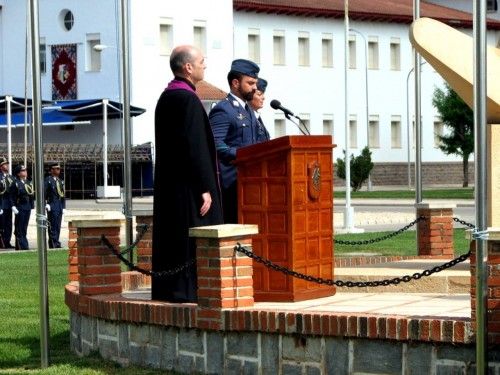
[336,146,374,192]
[432,83,474,187]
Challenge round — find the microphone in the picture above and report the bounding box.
[270,99,310,135]
[270,99,295,118]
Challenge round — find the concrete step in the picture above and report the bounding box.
[334,259,470,294]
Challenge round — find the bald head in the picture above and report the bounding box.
[169,45,205,84]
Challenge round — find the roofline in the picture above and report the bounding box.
[233,3,500,30]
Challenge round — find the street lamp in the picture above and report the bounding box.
[405,61,427,190]
[349,28,371,191]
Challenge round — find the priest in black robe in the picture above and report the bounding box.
[152,45,223,303]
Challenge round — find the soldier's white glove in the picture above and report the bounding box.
[45,204,51,212]
[62,208,67,215]
[0,209,3,215]
[12,206,18,215]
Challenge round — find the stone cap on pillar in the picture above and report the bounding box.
[415,202,457,210]
[132,209,154,217]
[189,224,259,238]
[466,227,500,241]
[71,218,124,229]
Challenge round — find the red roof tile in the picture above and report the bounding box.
[195,80,227,101]
[233,0,500,29]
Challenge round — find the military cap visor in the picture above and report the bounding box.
[50,163,61,169]
[229,59,259,78]
[14,165,26,175]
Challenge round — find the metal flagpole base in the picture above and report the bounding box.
[338,206,365,234]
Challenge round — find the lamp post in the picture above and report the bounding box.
[406,61,427,190]
[349,28,371,191]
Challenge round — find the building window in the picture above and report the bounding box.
[323,116,333,135]
[487,0,498,12]
[322,33,333,68]
[390,38,401,71]
[86,33,101,72]
[248,29,260,63]
[159,18,173,56]
[193,21,207,54]
[368,37,379,70]
[391,116,402,148]
[434,120,444,148]
[348,36,356,69]
[368,115,380,148]
[273,31,286,65]
[275,118,286,137]
[349,116,357,148]
[60,10,74,31]
[298,31,310,66]
[40,37,46,74]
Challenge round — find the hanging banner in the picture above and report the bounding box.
[51,44,77,100]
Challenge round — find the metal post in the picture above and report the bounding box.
[350,28,371,191]
[473,0,488,372]
[6,95,12,173]
[119,0,133,249]
[102,99,109,195]
[413,0,422,203]
[343,0,354,230]
[406,67,413,190]
[28,0,50,367]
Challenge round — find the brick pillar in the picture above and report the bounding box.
[68,221,79,282]
[74,219,123,296]
[416,203,455,257]
[134,210,153,271]
[189,224,259,330]
[470,229,500,344]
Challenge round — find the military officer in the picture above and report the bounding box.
[0,157,14,248]
[248,77,270,140]
[209,59,269,223]
[44,162,66,248]
[10,165,35,250]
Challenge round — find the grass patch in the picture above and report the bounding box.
[335,228,470,257]
[0,250,178,374]
[333,188,474,200]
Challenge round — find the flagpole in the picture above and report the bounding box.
[28,0,50,367]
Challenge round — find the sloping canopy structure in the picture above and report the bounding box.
[0,97,146,126]
[54,99,146,120]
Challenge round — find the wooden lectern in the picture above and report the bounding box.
[236,135,336,302]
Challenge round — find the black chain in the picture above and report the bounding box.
[453,217,476,229]
[234,243,471,288]
[334,216,426,245]
[119,223,149,255]
[100,229,195,278]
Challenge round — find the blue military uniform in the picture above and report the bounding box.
[209,59,270,223]
[10,165,35,250]
[44,163,65,248]
[0,157,15,248]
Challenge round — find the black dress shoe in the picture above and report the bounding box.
[4,244,15,249]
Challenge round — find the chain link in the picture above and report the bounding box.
[100,227,195,278]
[453,217,476,229]
[234,243,471,288]
[119,223,149,255]
[334,216,426,245]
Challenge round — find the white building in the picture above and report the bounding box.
[0,0,498,186]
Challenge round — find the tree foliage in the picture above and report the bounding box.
[432,83,474,187]
[336,146,374,192]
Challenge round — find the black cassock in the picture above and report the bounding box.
[152,79,223,303]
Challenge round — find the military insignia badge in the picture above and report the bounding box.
[237,113,245,120]
[308,161,321,200]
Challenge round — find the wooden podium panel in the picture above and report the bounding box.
[236,135,336,302]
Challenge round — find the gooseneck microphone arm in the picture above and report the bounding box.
[270,99,310,135]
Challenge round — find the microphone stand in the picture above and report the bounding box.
[285,113,310,135]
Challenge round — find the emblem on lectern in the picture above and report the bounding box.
[308,161,321,200]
